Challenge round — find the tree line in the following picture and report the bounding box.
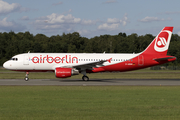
[0,31,180,66]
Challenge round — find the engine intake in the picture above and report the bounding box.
[55,68,79,78]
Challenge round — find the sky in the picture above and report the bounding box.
[1,0,180,38]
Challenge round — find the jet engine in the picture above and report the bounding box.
[55,68,79,78]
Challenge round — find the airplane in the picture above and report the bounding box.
[3,27,176,81]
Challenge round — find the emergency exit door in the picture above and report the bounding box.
[138,55,144,66]
[23,55,29,65]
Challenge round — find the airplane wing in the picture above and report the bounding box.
[72,60,106,70]
[55,58,112,71]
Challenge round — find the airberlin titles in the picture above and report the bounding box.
[31,55,78,64]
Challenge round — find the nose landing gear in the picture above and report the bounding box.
[24,72,29,81]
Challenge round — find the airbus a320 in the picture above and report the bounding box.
[3,27,176,81]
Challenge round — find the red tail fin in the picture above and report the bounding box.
[142,27,173,55]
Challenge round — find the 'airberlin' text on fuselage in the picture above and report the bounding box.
[32,55,78,64]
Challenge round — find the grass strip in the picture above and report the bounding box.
[0,86,180,120]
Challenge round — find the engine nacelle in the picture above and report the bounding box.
[55,68,79,78]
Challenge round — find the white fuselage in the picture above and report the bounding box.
[3,53,139,71]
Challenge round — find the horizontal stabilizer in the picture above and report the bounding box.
[154,56,176,62]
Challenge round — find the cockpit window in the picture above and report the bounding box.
[10,58,18,61]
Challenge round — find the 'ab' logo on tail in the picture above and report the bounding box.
[154,30,171,52]
[157,37,167,47]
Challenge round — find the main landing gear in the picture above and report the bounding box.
[81,70,89,81]
[82,75,89,81]
[24,72,29,81]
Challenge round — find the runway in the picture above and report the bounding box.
[0,79,180,86]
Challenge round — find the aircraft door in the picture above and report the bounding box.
[23,55,29,65]
[138,55,144,66]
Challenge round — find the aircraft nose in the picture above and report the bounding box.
[3,61,10,69]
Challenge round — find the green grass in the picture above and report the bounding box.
[1,68,180,119]
[0,86,180,120]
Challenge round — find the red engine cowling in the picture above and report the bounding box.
[55,68,79,78]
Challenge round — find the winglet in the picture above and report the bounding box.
[107,58,112,63]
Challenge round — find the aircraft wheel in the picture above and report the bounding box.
[24,77,29,81]
[82,76,89,81]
